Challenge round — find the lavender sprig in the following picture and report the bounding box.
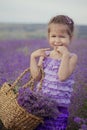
[17,87,59,118]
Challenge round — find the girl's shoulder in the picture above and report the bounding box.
[45,50,51,56]
[69,53,78,68]
[70,53,78,61]
[70,52,77,57]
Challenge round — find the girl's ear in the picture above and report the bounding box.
[72,34,76,42]
[47,33,50,38]
[47,33,50,42]
[70,33,74,41]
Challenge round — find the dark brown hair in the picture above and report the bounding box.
[48,15,74,37]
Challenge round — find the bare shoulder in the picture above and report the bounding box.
[70,53,78,64]
[68,53,78,73]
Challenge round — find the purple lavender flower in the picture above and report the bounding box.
[74,117,82,124]
[17,87,59,118]
[81,124,87,130]
[0,36,87,129]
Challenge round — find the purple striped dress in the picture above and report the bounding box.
[35,52,75,130]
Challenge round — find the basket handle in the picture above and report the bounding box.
[8,66,44,92]
[11,67,30,88]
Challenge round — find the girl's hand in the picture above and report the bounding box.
[31,48,50,58]
[57,46,70,55]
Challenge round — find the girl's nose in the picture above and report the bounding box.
[54,38,61,45]
[55,37,61,43]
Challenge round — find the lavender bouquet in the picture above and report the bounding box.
[17,87,59,119]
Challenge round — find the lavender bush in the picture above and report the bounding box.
[74,117,87,130]
[17,87,59,118]
[0,38,87,130]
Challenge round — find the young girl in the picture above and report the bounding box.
[30,15,78,130]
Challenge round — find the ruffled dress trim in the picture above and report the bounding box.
[37,51,75,107]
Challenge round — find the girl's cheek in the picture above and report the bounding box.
[61,39,66,43]
[61,39,70,44]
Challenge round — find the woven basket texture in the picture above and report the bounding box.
[0,68,43,130]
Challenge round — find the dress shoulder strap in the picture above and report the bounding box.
[45,50,50,56]
[38,51,50,66]
[38,56,44,66]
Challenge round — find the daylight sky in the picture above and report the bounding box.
[0,0,87,25]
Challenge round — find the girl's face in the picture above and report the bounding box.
[48,23,72,50]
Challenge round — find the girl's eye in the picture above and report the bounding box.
[59,36,65,38]
[51,35,56,37]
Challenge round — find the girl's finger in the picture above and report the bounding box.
[40,54,46,57]
[42,48,50,51]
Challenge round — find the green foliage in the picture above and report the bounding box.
[0,23,47,40]
[67,117,79,130]
[78,99,87,118]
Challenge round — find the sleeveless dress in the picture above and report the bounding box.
[35,51,75,130]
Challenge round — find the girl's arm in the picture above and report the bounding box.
[57,47,78,81]
[30,54,41,80]
[30,48,50,80]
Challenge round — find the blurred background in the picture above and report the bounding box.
[0,0,87,40]
[0,0,87,130]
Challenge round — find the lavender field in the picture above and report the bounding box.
[0,24,87,130]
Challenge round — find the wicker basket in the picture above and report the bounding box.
[0,68,44,130]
